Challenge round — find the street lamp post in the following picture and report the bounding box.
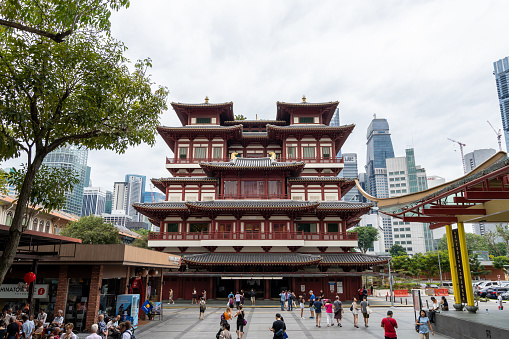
[388,257,394,307]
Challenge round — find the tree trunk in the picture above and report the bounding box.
[0,156,44,285]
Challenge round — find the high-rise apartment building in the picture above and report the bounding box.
[494,57,509,151]
[81,187,107,216]
[342,153,360,202]
[42,145,88,216]
[426,175,446,189]
[386,148,432,254]
[464,149,496,173]
[365,117,395,250]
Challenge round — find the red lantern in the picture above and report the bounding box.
[24,272,36,285]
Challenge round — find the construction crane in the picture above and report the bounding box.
[487,120,503,151]
[447,138,467,174]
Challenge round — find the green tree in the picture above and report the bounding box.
[60,215,121,244]
[131,228,150,249]
[389,244,407,257]
[7,164,78,223]
[0,1,168,284]
[235,114,247,120]
[492,256,509,274]
[420,251,450,279]
[438,233,489,254]
[469,254,491,278]
[0,168,8,195]
[349,225,379,253]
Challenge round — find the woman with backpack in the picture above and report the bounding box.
[415,310,434,338]
[222,307,233,324]
[234,305,246,339]
[199,297,206,320]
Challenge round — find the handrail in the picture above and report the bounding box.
[166,157,343,164]
[216,194,289,200]
[149,231,357,241]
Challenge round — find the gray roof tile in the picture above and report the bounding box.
[183,252,322,265]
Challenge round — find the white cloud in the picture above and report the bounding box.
[4,0,509,192]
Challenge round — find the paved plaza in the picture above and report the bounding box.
[134,305,452,339]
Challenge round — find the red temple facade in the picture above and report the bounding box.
[134,97,387,300]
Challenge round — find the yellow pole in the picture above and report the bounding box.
[446,224,461,305]
[457,222,475,306]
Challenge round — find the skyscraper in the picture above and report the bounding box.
[104,190,113,214]
[494,57,509,151]
[113,182,129,211]
[342,153,360,202]
[365,118,394,198]
[84,166,92,187]
[42,145,88,216]
[464,149,496,173]
[365,117,394,250]
[125,174,146,222]
[81,187,107,216]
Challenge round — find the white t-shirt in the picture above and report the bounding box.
[235,294,241,302]
[498,295,503,304]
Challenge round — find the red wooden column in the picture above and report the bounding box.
[316,137,321,162]
[297,138,302,160]
[198,183,202,201]
[282,140,287,159]
[265,280,271,299]
[235,279,240,293]
[209,278,214,300]
[174,138,179,162]
[207,137,213,160]
[189,138,194,162]
[304,183,308,200]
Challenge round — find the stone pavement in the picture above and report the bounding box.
[134,305,452,339]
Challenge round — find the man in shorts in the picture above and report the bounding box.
[250,289,256,306]
[308,290,315,319]
[360,296,370,327]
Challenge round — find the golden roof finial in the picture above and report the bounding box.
[204,96,209,104]
[302,95,306,103]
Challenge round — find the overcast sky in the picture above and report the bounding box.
[6,0,509,192]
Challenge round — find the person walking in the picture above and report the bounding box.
[287,291,293,311]
[199,297,206,320]
[279,291,286,311]
[240,290,245,305]
[324,299,334,327]
[222,307,233,324]
[497,292,503,310]
[333,296,343,327]
[269,313,286,339]
[299,295,305,319]
[416,310,434,339]
[234,305,246,339]
[291,292,297,309]
[313,297,323,328]
[308,290,315,319]
[235,291,242,310]
[250,289,256,306]
[192,288,197,304]
[169,289,175,304]
[360,296,370,327]
[203,289,207,301]
[218,321,232,339]
[381,310,398,339]
[351,297,359,328]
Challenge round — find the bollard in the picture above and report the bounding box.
[400,298,402,304]
[406,298,408,305]
[426,300,429,308]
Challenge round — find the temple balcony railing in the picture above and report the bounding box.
[165,156,343,164]
[216,194,289,200]
[149,231,357,241]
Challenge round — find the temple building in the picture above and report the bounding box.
[134,97,388,300]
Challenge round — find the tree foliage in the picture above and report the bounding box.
[438,233,489,254]
[235,114,247,120]
[391,251,450,279]
[60,215,121,244]
[131,228,149,249]
[469,254,491,277]
[349,225,379,253]
[492,256,509,274]
[0,0,130,43]
[0,168,7,195]
[389,244,407,257]
[485,224,509,256]
[0,0,168,284]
